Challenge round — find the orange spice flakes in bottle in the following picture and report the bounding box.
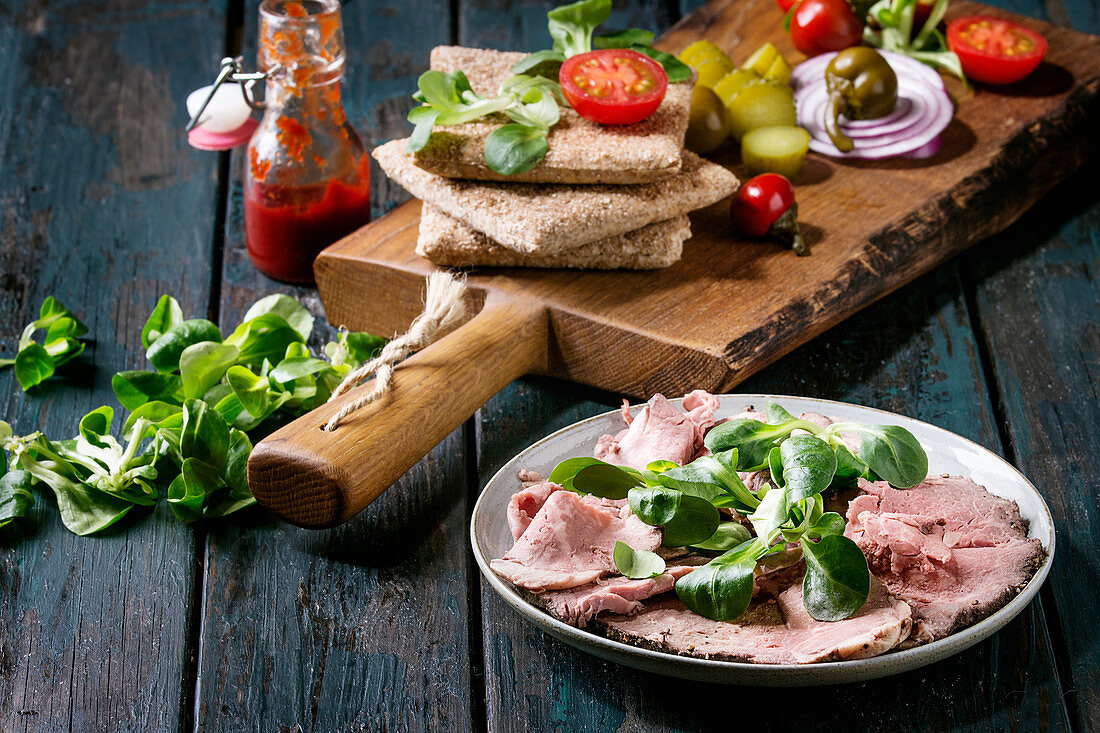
[244,0,370,283]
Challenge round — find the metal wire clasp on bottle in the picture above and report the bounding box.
[185,56,279,132]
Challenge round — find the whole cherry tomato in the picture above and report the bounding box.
[730,173,807,255]
[776,0,799,12]
[789,0,863,57]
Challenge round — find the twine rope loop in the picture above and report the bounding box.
[322,271,467,431]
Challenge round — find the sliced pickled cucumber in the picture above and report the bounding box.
[713,69,765,108]
[695,57,735,88]
[741,42,792,84]
[742,43,780,77]
[741,125,811,177]
[686,86,732,155]
[763,55,792,85]
[726,83,797,140]
[678,40,731,69]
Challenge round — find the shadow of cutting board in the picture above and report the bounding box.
[249,0,1100,528]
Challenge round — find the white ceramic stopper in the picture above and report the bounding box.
[187,83,253,134]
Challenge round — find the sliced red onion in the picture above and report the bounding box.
[790,50,953,160]
[901,135,942,159]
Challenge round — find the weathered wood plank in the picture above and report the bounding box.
[476,266,1069,730]
[0,0,226,730]
[192,1,476,729]
[965,160,1099,731]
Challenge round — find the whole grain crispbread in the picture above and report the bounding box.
[417,204,689,270]
[411,46,694,184]
[373,139,738,253]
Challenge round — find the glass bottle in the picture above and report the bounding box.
[244,0,370,284]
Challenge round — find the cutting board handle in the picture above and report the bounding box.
[248,295,550,528]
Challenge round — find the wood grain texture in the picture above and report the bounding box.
[193,1,480,730]
[0,0,224,729]
[315,0,1100,403]
[964,161,1100,731]
[250,295,549,527]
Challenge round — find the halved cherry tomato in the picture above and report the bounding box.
[788,0,863,57]
[947,15,1047,85]
[559,49,668,125]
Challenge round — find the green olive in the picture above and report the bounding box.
[685,85,731,154]
[824,47,898,152]
[725,83,797,140]
[741,125,811,177]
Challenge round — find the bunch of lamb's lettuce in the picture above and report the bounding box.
[0,294,383,535]
[0,297,89,391]
[550,402,928,622]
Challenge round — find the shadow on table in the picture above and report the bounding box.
[502,598,1062,731]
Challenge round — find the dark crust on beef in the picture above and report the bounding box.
[897,545,1047,649]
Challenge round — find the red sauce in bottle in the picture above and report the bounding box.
[244,0,370,284]
[244,159,370,283]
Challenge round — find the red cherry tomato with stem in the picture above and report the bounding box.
[789,0,863,57]
[776,0,799,13]
[559,49,668,125]
[947,16,1047,85]
[730,173,807,255]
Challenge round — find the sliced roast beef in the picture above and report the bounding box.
[775,576,912,661]
[845,476,1044,644]
[595,391,720,469]
[490,490,662,592]
[598,575,910,664]
[849,476,1030,547]
[540,566,699,626]
[507,477,560,541]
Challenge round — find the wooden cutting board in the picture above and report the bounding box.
[248,0,1100,528]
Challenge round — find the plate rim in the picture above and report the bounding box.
[470,393,1056,685]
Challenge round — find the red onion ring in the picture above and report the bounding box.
[790,50,953,160]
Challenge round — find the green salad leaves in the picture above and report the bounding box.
[863,0,967,82]
[1,294,384,536]
[406,0,690,175]
[408,71,565,175]
[551,401,929,623]
[518,0,691,83]
[0,297,89,391]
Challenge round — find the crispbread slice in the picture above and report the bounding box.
[411,46,694,184]
[417,204,689,270]
[374,139,738,254]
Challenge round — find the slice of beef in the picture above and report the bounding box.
[682,389,721,432]
[849,475,1031,547]
[490,490,661,592]
[845,476,1045,644]
[754,546,805,598]
[595,391,720,469]
[540,566,699,627]
[597,575,910,664]
[775,576,912,661]
[507,478,560,541]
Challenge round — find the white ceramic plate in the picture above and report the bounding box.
[470,394,1056,686]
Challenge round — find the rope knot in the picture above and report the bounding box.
[322,271,468,432]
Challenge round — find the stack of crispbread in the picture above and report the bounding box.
[373,46,740,270]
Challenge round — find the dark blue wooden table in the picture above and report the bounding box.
[0,0,1096,730]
